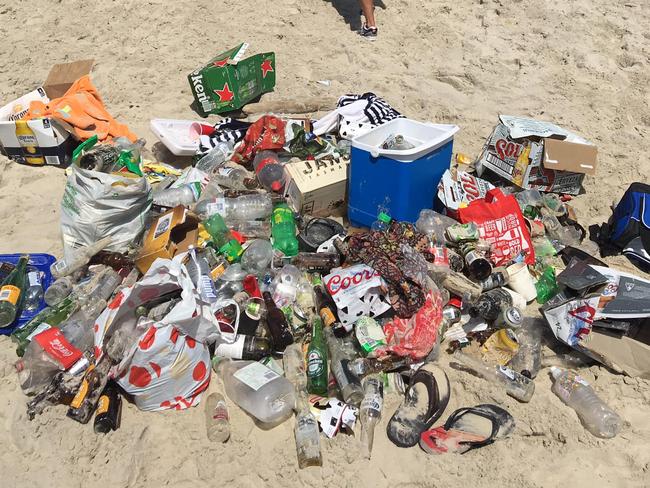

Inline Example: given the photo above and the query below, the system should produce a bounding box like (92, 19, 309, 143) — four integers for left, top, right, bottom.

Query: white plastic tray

(150, 118, 203, 156)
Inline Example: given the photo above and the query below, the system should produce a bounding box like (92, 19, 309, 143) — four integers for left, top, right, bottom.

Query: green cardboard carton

(188, 43, 276, 116)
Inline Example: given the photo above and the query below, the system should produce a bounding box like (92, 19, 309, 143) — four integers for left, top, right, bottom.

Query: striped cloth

(337, 92, 403, 126)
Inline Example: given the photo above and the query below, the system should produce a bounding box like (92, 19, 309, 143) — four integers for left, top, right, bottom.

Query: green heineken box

(188, 43, 276, 116)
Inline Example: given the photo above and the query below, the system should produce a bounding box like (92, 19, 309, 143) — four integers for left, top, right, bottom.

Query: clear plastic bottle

(209, 165, 255, 191)
(185, 249, 217, 303)
(230, 220, 272, 239)
(253, 150, 286, 192)
(195, 194, 273, 221)
(550, 367, 622, 438)
(44, 275, 75, 307)
(153, 184, 200, 208)
(195, 142, 233, 173)
(294, 395, 322, 468)
(371, 212, 392, 232)
(509, 321, 543, 379)
(50, 237, 112, 280)
(204, 392, 231, 442)
(453, 350, 535, 402)
(23, 267, 44, 312)
(359, 375, 383, 459)
(213, 358, 296, 424)
(241, 239, 274, 275)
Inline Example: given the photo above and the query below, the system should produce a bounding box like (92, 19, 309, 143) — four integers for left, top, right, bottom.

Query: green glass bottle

(204, 213, 243, 263)
(0, 255, 29, 328)
(306, 317, 328, 396)
(11, 295, 79, 356)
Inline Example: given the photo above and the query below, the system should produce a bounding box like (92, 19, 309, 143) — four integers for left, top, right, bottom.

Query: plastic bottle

(204, 392, 231, 442)
(371, 212, 392, 232)
(472, 288, 526, 322)
(51, 237, 112, 280)
(195, 193, 273, 221)
(153, 183, 201, 208)
(44, 276, 75, 307)
(271, 265, 302, 308)
(509, 321, 543, 379)
(23, 267, 44, 312)
(550, 367, 622, 438)
(291, 253, 341, 273)
(213, 358, 296, 424)
(241, 239, 274, 275)
(253, 150, 286, 192)
(209, 165, 256, 191)
(359, 375, 383, 459)
(230, 220, 272, 239)
(294, 394, 322, 468)
(195, 142, 232, 173)
(0, 255, 29, 327)
(204, 213, 244, 263)
(349, 356, 414, 378)
(271, 204, 299, 257)
(325, 327, 363, 405)
(185, 249, 217, 304)
(284, 343, 308, 392)
(453, 350, 535, 402)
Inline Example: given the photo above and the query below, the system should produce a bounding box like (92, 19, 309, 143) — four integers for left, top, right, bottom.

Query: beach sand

(1, 0, 649, 486)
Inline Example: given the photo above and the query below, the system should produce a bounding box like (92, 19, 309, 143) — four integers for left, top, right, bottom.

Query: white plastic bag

(60, 166, 152, 258)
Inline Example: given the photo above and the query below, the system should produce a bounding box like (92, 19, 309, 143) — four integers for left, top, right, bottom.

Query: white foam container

(150, 118, 202, 156)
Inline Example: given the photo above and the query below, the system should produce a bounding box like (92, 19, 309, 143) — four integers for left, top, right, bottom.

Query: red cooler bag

(458, 188, 535, 266)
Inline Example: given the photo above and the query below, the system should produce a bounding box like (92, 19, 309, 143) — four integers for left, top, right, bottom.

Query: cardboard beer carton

(0, 88, 73, 167)
(188, 43, 276, 116)
(476, 115, 598, 195)
(43, 59, 94, 99)
(284, 158, 348, 217)
(136, 206, 199, 274)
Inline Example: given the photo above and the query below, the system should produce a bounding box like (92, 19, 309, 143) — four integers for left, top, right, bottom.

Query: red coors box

(476, 115, 598, 195)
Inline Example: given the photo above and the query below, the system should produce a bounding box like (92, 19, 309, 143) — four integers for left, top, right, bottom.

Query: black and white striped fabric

(197, 118, 251, 157)
(337, 92, 403, 126)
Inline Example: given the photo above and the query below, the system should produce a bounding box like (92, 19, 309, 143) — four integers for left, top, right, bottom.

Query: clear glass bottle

(204, 392, 231, 442)
(359, 375, 383, 459)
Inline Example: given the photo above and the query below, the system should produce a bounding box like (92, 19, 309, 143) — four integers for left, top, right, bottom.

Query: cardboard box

(476, 115, 598, 195)
(136, 206, 199, 274)
(188, 43, 276, 116)
(0, 87, 49, 121)
(43, 59, 94, 99)
(284, 158, 348, 216)
(0, 117, 73, 167)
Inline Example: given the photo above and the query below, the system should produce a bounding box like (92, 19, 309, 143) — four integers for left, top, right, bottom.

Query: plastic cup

(506, 262, 537, 303)
(189, 122, 215, 141)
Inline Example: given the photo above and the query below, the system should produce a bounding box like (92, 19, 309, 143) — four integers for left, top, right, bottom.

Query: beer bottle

(262, 291, 294, 351)
(306, 317, 328, 396)
(313, 284, 338, 328)
(15, 120, 45, 165)
(93, 382, 122, 434)
(0, 255, 29, 328)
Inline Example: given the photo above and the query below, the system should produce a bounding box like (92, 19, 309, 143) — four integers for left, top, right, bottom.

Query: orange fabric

(24, 75, 137, 142)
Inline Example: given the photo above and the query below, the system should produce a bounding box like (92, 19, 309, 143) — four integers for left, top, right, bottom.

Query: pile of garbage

(1, 51, 649, 463)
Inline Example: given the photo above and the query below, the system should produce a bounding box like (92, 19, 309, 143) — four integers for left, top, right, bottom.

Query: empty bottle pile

(3, 79, 649, 465)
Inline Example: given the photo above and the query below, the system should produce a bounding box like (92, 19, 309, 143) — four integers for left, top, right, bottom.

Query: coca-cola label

(33, 327, 83, 370)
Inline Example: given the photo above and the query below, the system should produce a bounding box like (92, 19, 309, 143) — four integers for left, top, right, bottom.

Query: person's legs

(358, 0, 376, 27)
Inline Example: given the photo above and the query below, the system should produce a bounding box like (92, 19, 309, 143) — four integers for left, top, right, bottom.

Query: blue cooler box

(348, 119, 459, 228)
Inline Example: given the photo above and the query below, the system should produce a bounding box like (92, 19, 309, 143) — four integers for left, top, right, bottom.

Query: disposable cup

(506, 262, 537, 302)
(189, 122, 215, 140)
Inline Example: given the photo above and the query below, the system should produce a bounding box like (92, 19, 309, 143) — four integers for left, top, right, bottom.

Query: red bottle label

(33, 327, 83, 369)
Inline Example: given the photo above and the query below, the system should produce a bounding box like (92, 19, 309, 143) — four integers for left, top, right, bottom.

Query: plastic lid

(378, 212, 392, 224)
(447, 297, 462, 309)
(271, 181, 282, 192)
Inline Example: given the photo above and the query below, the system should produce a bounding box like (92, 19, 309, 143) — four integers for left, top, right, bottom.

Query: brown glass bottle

(262, 292, 294, 351)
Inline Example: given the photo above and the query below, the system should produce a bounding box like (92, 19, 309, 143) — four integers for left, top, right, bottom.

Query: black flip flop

(386, 363, 450, 448)
(419, 404, 515, 454)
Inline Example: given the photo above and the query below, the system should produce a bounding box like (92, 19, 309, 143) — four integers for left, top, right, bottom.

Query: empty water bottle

(204, 392, 231, 442)
(23, 267, 44, 312)
(550, 367, 622, 438)
(253, 150, 286, 192)
(153, 183, 200, 208)
(209, 165, 256, 191)
(195, 194, 273, 221)
(195, 142, 233, 172)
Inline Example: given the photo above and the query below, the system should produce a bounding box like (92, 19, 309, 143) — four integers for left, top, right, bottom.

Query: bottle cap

(271, 181, 282, 192)
(378, 212, 391, 224)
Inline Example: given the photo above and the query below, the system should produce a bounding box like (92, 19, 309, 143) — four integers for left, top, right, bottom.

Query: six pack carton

(476, 115, 598, 195)
(188, 43, 276, 116)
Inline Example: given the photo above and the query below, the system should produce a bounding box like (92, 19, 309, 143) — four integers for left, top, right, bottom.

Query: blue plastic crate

(0, 253, 56, 335)
(348, 119, 459, 228)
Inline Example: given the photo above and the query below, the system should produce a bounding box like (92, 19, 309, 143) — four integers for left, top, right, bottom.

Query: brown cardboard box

(136, 206, 199, 274)
(476, 115, 598, 195)
(284, 158, 348, 217)
(43, 59, 94, 99)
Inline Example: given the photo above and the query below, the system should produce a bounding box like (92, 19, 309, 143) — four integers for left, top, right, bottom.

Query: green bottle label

(307, 351, 324, 377)
(218, 239, 243, 263)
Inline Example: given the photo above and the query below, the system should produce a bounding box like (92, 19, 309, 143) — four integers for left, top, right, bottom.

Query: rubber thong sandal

(386, 363, 450, 448)
(419, 404, 515, 454)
